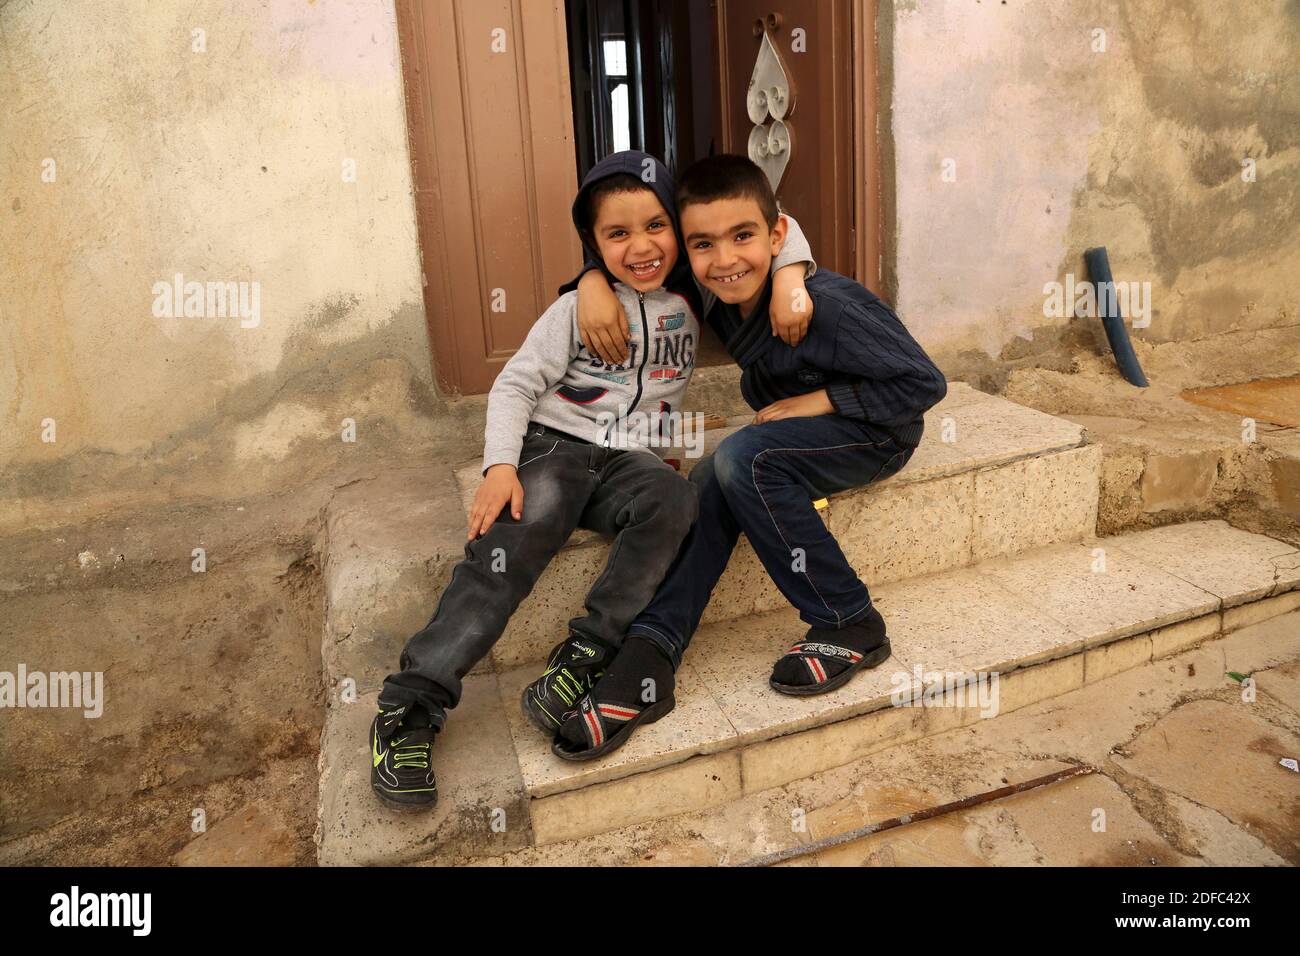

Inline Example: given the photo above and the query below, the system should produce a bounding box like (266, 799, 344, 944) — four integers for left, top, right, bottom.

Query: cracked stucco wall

(0, 0, 432, 529)
(888, 0, 1300, 369)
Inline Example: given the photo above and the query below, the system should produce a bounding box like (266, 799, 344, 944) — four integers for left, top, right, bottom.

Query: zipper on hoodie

(625, 290, 651, 420)
(599, 289, 652, 450)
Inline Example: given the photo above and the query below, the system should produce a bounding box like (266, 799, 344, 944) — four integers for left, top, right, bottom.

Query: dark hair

(577, 173, 658, 237)
(676, 154, 779, 229)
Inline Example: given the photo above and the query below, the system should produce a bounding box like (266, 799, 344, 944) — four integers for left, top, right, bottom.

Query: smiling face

(589, 188, 679, 293)
(680, 197, 787, 316)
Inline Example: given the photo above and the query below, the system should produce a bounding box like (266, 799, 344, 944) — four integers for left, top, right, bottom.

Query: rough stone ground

(0, 490, 331, 865)
(986, 324, 1300, 547)
(0, 755, 317, 867)
(429, 610, 1299, 867)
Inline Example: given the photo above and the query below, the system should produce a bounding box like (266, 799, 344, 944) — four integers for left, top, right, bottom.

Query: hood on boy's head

(570, 150, 688, 286)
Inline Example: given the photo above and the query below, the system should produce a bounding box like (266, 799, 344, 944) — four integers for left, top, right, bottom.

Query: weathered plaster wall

(888, 0, 1300, 370)
(1, 0, 437, 530)
(4, 0, 1298, 530)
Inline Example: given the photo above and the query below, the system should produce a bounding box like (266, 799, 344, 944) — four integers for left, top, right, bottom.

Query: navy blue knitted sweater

(711, 269, 947, 448)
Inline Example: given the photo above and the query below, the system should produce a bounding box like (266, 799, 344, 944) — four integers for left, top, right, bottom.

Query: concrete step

(451, 383, 1102, 669)
(420, 609, 1300, 868)
(314, 519, 1300, 864)
(317, 383, 1098, 698)
(318, 384, 1099, 698)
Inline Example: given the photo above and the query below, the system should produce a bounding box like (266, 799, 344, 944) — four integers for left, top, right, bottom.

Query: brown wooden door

(397, 0, 582, 395)
(399, 1, 881, 394)
(713, 1, 873, 285)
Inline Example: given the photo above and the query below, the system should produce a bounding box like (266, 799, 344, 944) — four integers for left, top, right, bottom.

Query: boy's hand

(468, 464, 524, 540)
(754, 389, 834, 424)
(576, 270, 629, 365)
(770, 262, 813, 347)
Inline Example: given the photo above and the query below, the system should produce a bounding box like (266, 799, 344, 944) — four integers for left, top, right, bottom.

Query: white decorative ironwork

(745, 30, 793, 192)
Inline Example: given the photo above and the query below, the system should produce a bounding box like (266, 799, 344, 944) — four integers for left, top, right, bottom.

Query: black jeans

(627, 414, 914, 669)
(381, 423, 698, 728)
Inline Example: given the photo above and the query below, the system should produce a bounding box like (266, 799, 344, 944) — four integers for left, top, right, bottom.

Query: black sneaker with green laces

(520, 634, 614, 734)
(370, 703, 437, 810)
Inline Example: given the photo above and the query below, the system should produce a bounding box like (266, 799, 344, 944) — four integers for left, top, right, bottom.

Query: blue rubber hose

(1084, 246, 1148, 387)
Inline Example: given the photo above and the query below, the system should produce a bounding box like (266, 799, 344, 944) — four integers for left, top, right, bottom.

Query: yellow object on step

(813, 498, 828, 511)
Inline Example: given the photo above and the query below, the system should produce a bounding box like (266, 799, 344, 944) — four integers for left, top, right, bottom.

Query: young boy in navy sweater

(553, 154, 948, 760)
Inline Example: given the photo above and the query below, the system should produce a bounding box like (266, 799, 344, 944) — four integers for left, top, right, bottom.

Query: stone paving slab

(529, 751, 743, 847)
(499, 661, 739, 799)
(876, 565, 1091, 673)
(685, 610, 920, 746)
(976, 538, 1221, 647)
(1254, 659, 1300, 717)
(1109, 699, 1300, 864)
(915, 386, 1087, 478)
(971, 444, 1102, 560)
(998, 773, 1197, 866)
(1106, 519, 1300, 608)
(316, 678, 528, 867)
(322, 466, 470, 693)
(833, 471, 978, 585)
(801, 772, 1195, 867)
(802, 781, 1009, 866)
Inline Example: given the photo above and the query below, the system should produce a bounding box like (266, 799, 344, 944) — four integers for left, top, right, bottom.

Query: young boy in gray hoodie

(369, 151, 813, 808)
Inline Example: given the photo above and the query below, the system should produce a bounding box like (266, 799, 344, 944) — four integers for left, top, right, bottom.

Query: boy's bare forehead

(592, 188, 670, 227)
(681, 197, 767, 238)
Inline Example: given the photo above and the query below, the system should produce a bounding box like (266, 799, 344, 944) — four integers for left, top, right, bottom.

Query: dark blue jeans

(627, 414, 914, 669)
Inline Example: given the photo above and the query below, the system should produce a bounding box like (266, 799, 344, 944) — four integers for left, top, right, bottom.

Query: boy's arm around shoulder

(773, 212, 816, 277)
(823, 294, 948, 425)
(769, 213, 816, 346)
(482, 295, 582, 474)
